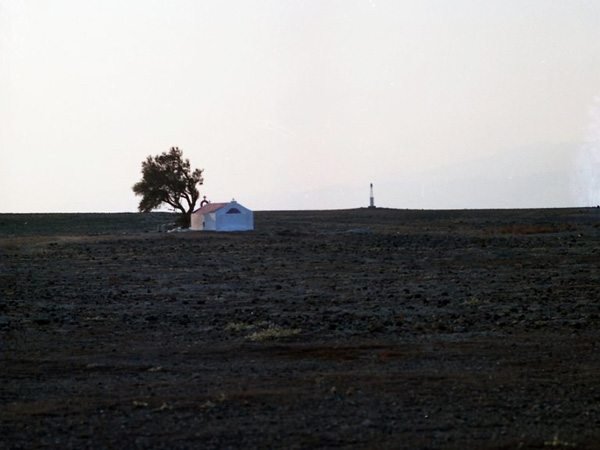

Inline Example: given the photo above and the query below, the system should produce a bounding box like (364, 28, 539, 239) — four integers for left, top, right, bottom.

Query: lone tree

(133, 147, 204, 228)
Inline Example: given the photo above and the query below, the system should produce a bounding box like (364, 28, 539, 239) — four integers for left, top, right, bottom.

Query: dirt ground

(2, 208, 600, 449)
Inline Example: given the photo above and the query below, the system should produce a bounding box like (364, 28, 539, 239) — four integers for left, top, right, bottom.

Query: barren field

(2, 208, 600, 449)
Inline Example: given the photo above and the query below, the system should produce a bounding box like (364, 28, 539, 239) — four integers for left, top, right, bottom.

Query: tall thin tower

(369, 183, 376, 209)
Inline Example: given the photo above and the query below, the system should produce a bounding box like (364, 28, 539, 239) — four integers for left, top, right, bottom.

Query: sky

(1, 0, 600, 212)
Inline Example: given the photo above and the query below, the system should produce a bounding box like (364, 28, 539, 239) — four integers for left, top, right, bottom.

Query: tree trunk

(177, 211, 192, 228)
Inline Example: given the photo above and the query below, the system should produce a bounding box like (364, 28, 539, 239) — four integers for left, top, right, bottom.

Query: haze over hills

(4, 2, 599, 214)
(248, 142, 587, 211)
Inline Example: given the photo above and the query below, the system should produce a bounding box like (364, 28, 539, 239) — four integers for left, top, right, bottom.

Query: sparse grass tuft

(247, 325, 301, 342)
(544, 435, 576, 447)
(225, 322, 256, 332)
(464, 296, 482, 306)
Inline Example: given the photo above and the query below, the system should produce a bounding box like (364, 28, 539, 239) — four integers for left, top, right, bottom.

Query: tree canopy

(133, 147, 204, 227)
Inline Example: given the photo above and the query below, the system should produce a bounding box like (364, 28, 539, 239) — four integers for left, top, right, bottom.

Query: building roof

(193, 202, 229, 214)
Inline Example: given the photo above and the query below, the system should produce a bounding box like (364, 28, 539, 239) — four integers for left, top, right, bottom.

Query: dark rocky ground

(2, 208, 600, 449)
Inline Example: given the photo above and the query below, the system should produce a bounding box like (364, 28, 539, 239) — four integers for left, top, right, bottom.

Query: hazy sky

(2, 0, 600, 212)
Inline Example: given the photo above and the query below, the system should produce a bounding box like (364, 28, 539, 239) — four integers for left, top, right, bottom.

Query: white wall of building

(190, 201, 253, 232)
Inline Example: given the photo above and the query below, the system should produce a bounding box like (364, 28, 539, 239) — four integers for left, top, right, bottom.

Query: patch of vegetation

(463, 296, 482, 306)
(544, 435, 576, 447)
(498, 224, 574, 235)
(225, 322, 257, 332)
(247, 325, 301, 342)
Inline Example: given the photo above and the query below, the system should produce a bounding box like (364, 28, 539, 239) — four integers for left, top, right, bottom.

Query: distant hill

(249, 142, 590, 210)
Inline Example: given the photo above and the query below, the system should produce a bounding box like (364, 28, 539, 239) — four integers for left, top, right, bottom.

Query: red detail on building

(193, 203, 228, 214)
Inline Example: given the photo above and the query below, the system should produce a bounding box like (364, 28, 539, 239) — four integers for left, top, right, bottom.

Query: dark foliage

(133, 147, 203, 227)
